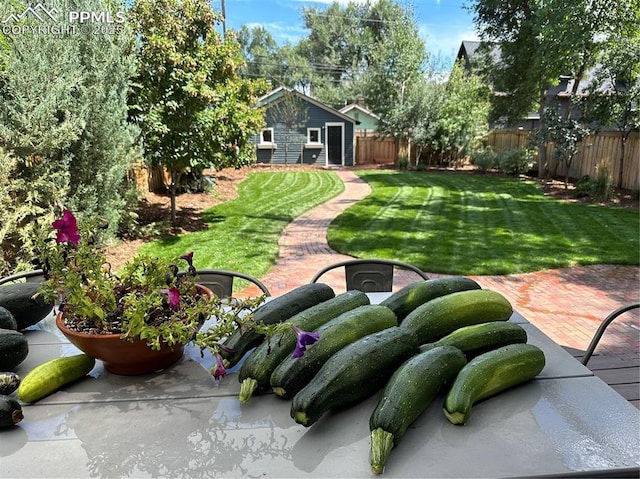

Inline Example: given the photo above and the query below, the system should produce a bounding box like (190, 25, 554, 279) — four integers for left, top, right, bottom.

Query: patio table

(1, 294, 639, 478)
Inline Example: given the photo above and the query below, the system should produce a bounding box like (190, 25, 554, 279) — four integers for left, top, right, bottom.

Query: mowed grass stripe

(327, 171, 639, 275)
(139, 171, 344, 276)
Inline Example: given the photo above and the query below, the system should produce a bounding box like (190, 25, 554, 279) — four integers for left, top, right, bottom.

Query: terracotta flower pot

(55, 284, 214, 376)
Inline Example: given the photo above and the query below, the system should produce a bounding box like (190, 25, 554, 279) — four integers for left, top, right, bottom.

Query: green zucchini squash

(0, 329, 29, 371)
(271, 304, 398, 399)
(237, 290, 370, 403)
(401, 289, 513, 344)
(369, 345, 467, 474)
(0, 282, 53, 330)
(290, 327, 418, 427)
(0, 306, 18, 330)
(0, 372, 21, 396)
(0, 395, 23, 427)
(220, 283, 335, 368)
(380, 276, 481, 322)
(443, 343, 546, 425)
(419, 321, 527, 359)
(18, 354, 95, 403)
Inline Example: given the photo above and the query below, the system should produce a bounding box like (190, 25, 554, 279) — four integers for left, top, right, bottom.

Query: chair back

(582, 303, 640, 365)
(311, 259, 428, 293)
(0, 269, 46, 286)
(191, 269, 270, 298)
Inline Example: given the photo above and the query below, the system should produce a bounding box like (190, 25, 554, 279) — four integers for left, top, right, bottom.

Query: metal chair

(310, 258, 429, 293)
(0, 269, 46, 286)
(190, 269, 270, 298)
(582, 303, 640, 365)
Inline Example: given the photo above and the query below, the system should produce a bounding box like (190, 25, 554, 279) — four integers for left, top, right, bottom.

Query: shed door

(326, 124, 343, 166)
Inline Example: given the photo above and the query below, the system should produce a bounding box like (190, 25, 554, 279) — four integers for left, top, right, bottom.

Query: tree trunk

(618, 131, 627, 188)
(169, 169, 182, 225)
(537, 91, 548, 178)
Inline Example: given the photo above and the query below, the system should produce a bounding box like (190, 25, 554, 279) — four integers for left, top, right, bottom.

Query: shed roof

(258, 86, 356, 124)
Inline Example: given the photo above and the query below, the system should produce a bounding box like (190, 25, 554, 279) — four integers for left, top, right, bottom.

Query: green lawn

(327, 171, 639, 275)
(138, 171, 343, 278)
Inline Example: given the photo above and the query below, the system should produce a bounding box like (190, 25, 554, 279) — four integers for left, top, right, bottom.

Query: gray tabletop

(2, 297, 639, 478)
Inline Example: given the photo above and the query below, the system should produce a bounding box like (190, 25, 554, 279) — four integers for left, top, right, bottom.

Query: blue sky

(212, 0, 479, 68)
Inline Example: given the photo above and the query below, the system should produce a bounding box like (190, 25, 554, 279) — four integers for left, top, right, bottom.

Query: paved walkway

(247, 170, 640, 361)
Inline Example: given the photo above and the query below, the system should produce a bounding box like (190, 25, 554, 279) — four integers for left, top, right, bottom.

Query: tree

(0, 0, 139, 274)
(581, 36, 640, 187)
(470, 0, 636, 177)
(540, 108, 591, 189)
(433, 60, 491, 166)
(297, 0, 427, 117)
(129, 0, 267, 223)
(364, 1, 427, 136)
(237, 26, 313, 92)
(268, 90, 308, 164)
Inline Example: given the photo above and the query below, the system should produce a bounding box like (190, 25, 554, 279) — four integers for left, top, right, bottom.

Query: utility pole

(221, 0, 226, 35)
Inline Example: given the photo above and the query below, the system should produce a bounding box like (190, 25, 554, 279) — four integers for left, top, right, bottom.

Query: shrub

(574, 175, 593, 198)
(397, 154, 410, 171)
(470, 146, 497, 173)
(592, 160, 613, 201)
(497, 147, 535, 175)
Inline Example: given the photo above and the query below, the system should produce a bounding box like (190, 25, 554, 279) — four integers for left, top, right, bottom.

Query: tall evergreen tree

(0, 0, 139, 274)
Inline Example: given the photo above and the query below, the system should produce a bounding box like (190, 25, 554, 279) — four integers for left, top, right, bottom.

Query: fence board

(487, 130, 639, 190)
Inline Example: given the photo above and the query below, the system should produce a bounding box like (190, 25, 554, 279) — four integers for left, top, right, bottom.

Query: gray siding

(253, 101, 354, 166)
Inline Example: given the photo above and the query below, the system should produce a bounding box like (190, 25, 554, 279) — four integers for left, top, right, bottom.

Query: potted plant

(35, 209, 285, 377)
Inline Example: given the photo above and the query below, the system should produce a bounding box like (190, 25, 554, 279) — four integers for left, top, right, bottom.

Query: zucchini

(380, 276, 481, 322)
(0, 306, 18, 330)
(419, 321, 527, 359)
(271, 304, 398, 399)
(443, 343, 546, 425)
(0, 372, 21, 396)
(0, 329, 29, 371)
(0, 282, 53, 330)
(237, 290, 370, 403)
(220, 283, 335, 368)
(290, 327, 418, 427)
(17, 354, 95, 403)
(369, 345, 467, 474)
(401, 289, 513, 344)
(0, 395, 23, 427)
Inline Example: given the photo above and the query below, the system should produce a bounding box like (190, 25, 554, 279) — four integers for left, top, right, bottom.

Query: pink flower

(160, 287, 180, 310)
(212, 353, 226, 380)
(52, 210, 80, 246)
(292, 326, 320, 358)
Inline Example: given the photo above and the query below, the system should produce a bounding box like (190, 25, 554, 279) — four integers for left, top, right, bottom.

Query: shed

(253, 87, 356, 166)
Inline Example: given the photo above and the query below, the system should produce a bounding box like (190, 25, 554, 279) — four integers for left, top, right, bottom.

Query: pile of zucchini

(0, 281, 55, 428)
(0, 280, 96, 428)
(233, 277, 546, 475)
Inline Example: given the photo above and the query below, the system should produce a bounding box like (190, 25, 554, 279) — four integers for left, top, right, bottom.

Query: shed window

(307, 128, 321, 144)
(260, 128, 274, 144)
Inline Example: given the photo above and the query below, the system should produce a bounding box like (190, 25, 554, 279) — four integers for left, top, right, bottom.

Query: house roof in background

(456, 40, 598, 96)
(258, 86, 356, 124)
(339, 103, 380, 120)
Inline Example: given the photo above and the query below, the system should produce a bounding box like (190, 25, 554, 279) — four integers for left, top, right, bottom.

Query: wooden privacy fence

(488, 130, 640, 190)
(129, 162, 170, 192)
(355, 133, 398, 165)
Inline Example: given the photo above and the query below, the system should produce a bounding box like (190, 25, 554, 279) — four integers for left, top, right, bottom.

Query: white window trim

(258, 127, 276, 149)
(306, 127, 322, 147)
